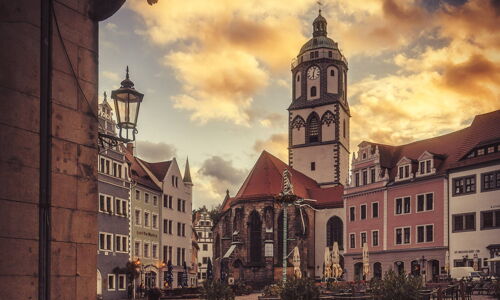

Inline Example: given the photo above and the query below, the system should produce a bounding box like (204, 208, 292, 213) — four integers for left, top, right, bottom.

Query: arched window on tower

(330, 69, 335, 76)
(326, 216, 343, 250)
(310, 86, 317, 97)
(307, 114, 320, 143)
(248, 210, 262, 263)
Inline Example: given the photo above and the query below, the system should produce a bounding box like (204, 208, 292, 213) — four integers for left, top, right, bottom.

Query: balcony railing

(291, 49, 348, 69)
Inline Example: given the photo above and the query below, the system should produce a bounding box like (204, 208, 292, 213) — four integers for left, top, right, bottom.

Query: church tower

(288, 10, 350, 187)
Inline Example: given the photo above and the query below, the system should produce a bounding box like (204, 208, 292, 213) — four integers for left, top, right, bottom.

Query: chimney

(126, 142, 134, 154)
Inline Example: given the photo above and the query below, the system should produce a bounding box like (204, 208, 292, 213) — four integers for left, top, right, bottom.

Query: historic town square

(1, 0, 500, 299)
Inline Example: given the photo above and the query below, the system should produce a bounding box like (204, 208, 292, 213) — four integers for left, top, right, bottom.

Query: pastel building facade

(127, 150, 163, 288)
(97, 99, 131, 299)
(344, 110, 500, 281)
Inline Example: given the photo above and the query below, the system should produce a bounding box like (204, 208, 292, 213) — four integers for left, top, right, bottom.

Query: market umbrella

(206, 258, 213, 281)
(292, 246, 302, 279)
(324, 247, 332, 280)
(182, 261, 189, 287)
(362, 243, 370, 279)
(332, 242, 343, 279)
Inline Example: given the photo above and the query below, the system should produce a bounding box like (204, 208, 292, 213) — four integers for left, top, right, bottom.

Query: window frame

(452, 213, 476, 232)
(372, 230, 379, 247)
(152, 213, 159, 230)
(99, 232, 114, 251)
(360, 204, 367, 220)
(107, 274, 116, 291)
(416, 192, 434, 213)
(481, 171, 500, 192)
(115, 198, 127, 217)
(117, 274, 126, 291)
(134, 209, 142, 226)
(480, 209, 500, 230)
(416, 224, 434, 243)
(99, 193, 114, 214)
(395, 196, 411, 215)
(360, 231, 367, 247)
(115, 234, 128, 253)
(395, 226, 411, 245)
(452, 175, 476, 196)
(134, 240, 141, 257)
(372, 202, 379, 218)
(349, 233, 356, 249)
(349, 206, 356, 222)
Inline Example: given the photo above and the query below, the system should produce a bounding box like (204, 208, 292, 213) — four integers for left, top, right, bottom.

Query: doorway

(145, 271, 157, 288)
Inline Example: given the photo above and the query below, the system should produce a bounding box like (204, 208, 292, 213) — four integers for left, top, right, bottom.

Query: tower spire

(312, 3, 327, 37)
(183, 157, 192, 184)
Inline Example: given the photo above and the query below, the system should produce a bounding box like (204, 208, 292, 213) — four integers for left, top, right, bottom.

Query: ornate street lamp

(99, 66, 144, 149)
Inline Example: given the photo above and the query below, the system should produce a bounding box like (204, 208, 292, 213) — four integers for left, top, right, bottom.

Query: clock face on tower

(307, 66, 320, 80)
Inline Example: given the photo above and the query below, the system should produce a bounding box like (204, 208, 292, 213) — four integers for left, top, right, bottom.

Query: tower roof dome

(298, 10, 338, 55)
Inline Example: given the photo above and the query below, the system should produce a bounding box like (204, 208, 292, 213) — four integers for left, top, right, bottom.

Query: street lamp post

(420, 256, 427, 286)
(99, 66, 144, 149)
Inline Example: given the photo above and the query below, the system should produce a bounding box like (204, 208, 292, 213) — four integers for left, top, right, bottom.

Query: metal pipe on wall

(39, 0, 53, 299)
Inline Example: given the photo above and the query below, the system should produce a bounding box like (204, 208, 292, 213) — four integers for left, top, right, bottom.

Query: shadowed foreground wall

(0, 0, 103, 298)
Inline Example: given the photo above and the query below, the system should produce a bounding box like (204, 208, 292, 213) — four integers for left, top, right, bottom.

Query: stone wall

(0, 0, 101, 299)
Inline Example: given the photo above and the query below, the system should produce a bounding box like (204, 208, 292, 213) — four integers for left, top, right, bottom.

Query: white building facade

(448, 144, 500, 276)
(194, 210, 214, 283)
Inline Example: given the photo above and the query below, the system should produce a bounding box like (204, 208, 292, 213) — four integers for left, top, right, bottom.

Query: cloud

(253, 133, 288, 161)
(135, 140, 177, 162)
(192, 156, 248, 208)
(259, 113, 287, 128)
(101, 70, 120, 82)
(198, 156, 247, 186)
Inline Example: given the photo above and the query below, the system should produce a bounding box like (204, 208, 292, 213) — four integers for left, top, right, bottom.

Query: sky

(99, 0, 500, 209)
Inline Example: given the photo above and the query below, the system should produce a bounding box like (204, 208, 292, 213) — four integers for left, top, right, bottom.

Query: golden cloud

(253, 133, 288, 162)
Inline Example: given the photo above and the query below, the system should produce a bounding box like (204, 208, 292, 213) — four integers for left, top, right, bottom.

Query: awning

(488, 257, 500, 262)
(223, 244, 237, 259)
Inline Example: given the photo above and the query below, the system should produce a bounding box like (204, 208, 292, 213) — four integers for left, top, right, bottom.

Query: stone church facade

(212, 11, 348, 287)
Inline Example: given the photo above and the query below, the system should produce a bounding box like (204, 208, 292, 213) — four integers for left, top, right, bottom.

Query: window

(168, 220, 173, 234)
(135, 209, 141, 225)
(99, 194, 113, 214)
(177, 222, 181, 236)
(372, 202, 379, 218)
(115, 198, 127, 216)
(404, 227, 411, 244)
(249, 211, 262, 263)
(311, 162, 316, 171)
(330, 69, 335, 76)
(328, 50, 332, 58)
(143, 242, 150, 258)
(362, 169, 367, 185)
(153, 196, 158, 206)
(453, 175, 476, 195)
(163, 219, 168, 234)
(417, 193, 433, 212)
(169, 196, 173, 208)
(178, 198, 182, 211)
(349, 233, 356, 249)
(307, 115, 320, 143)
(481, 210, 500, 229)
(395, 227, 411, 245)
(182, 223, 186, 237)
(360, 232, 367, 246)
(118, 274, 126, 291)
(135, 190, 140, 200)
(372, 230, 379, 247)
(105, 160, 110, 175)
(398, 165, 410, 179)
(176, 247, 181, 266)
(482, 171, 500, 191)
(203, 244, 208, 251)
(296, 74, 300, 82)
(419, 160, 432, 174)
(326, 216, 343, 249)
(349, 207, 355, 221)
(100, 157, 105, 173)
(453, 213, 476, 232)
(152, 244, 158, 258)
(108, 274, 115, 291)
(115, 235, 128, 252)
(163, 195, 169, 208)
(134, 241, 141, 256)
(355, 173, 360, 187)
(417, 225, 433, 243)
(395, 197, 411, 214)
(182, 248, 185, 264)
(202, 257, 208, 264)
(112, 162, 117, 177)
(144, 212, 150, 227)
(117, 165, 122, 178)
(144, 193, 149, 204)
(152, 214, 158, 229)
(99, 232, 113, 251)
(360, 204, 367, 220)
(370, 168, 376, 183)
(182, 200, 186, 212)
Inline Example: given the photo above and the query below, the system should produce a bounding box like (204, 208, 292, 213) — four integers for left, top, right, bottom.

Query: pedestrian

(127, 282, 133, 299)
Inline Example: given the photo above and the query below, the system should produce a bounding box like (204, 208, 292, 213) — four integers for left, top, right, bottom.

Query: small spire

(120, 66, 134, 88)
(126, 65, 130, 79)
(183, 157, 192, 184)
(103, 91, 108, 102)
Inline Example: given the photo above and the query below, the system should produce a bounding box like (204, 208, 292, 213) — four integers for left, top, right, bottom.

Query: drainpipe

(39, 0, 53, 299)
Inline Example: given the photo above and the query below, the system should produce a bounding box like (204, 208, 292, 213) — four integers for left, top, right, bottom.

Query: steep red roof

(138, 158, 172, 182)
(125, 151, 161, 191)
(224, 151, 343, 210)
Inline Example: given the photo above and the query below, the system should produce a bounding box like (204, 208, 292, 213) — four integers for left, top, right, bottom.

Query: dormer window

(419, 160, 432, 175)
(398, 165, 410, 179)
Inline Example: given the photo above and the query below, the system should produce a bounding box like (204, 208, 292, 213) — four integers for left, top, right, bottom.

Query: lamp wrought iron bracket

(98, 132, 131, 151)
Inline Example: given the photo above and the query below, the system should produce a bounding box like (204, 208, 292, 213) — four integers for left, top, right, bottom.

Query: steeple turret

(183, 157, 193, 184)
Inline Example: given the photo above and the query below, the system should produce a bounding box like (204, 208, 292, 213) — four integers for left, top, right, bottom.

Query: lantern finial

(120, 66, 134, 88)
(126, 65, 130, 79)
